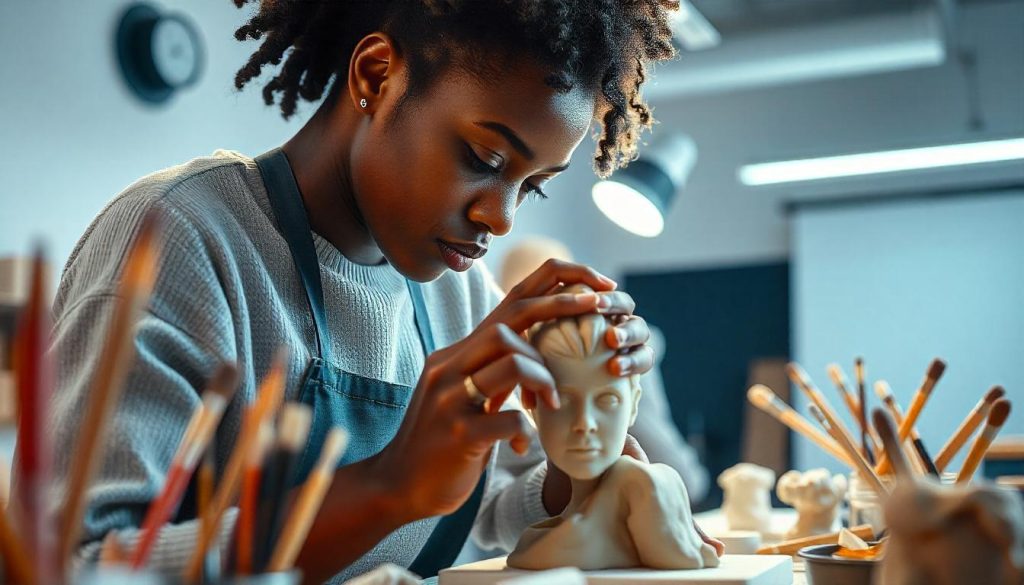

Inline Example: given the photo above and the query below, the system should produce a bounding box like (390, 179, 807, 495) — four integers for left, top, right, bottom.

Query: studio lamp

(591, 133, 697, 237)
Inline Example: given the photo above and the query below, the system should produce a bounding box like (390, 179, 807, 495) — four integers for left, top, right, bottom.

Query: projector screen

(791, 191, 1024, 472)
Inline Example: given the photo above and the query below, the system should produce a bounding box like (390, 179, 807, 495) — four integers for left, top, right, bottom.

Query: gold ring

(464, 375, 487, 408)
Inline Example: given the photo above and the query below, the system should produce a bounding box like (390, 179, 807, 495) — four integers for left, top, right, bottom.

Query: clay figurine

(718, 463, 776, 534)
(878, 480, 1024, 585)
(507, 285, 720, 571)
(776, 468, 847, 539)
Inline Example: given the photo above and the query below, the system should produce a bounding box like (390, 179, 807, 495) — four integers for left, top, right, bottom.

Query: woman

(30, 1, 708, 583)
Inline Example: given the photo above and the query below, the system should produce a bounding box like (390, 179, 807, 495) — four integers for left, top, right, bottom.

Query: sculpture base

(439, 554, 792, 585)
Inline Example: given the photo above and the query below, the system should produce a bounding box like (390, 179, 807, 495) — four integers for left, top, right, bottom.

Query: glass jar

(846, 472, 889, 535)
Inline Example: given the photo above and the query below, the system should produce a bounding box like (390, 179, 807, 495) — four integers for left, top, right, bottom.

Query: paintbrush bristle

(988, 399, 1011, 427)
(927, 358, 947, 382)
(985, 386, 1006, 404)
(208, 363, 241, 403)
(748, 385, 780, 410)
(827, 364, 846, 389)
(278, 404, 313, 452)
(318, 428, 349, 469)
(874, 381, 893, 401)
(786, 363, 811, 387)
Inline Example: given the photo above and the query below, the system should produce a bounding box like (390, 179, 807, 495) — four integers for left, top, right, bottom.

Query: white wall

(490, 0, 1024, 281)
(791, 192, 1024, 472)
(0, 1, 309, 264)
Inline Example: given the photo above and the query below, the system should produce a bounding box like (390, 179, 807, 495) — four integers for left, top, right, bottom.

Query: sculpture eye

(597, 393, 621, 409)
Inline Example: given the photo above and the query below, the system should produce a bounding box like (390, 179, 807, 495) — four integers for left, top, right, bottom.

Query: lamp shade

(592, 133, 697, 237)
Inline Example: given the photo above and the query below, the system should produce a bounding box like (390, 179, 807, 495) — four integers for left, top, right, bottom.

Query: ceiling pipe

(647, 4, 947, 99)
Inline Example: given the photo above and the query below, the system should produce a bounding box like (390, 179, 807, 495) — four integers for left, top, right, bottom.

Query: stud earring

(359, 98, 368, 108)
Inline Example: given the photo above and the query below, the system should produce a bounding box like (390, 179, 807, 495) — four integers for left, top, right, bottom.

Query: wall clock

(116, 3, 203, 104)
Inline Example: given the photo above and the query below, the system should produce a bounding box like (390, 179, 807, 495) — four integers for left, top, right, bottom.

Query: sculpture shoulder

(606, 457, 683, 489)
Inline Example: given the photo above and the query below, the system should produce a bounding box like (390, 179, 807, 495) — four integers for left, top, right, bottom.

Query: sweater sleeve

(467, 263, 552, 552)
(31, 195, 244, 575)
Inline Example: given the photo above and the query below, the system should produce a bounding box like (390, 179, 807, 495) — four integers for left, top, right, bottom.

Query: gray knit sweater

(24, 150, 549, 582)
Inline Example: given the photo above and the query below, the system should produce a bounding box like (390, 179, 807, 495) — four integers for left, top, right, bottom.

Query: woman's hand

(373, 260, 640, 523)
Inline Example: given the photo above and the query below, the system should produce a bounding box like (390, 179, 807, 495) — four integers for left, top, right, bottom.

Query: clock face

(151, 16, 200, 88)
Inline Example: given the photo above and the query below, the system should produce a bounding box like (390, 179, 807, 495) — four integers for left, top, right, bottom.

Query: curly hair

(231, 0, 678, 178)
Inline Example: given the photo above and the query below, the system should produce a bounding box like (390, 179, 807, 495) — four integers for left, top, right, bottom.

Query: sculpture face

(534, 354, 637, 480)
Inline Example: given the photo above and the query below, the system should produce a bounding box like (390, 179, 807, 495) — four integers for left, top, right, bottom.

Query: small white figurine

(878, 480, 1024, 585)
(718, 463, 776, 534)
(507, 286, 720, 571)
(775, 468, 847, 539)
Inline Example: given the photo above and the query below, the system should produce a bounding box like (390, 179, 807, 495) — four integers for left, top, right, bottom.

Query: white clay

(507, 286, 720, 571)
(878, 480, 1024, 585)
(718, 463, 776, 533)
(775, 468, 847, 539)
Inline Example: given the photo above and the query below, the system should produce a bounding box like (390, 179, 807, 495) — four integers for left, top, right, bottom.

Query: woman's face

(533, 355, 637, 480)
(350, 58, 596, 282)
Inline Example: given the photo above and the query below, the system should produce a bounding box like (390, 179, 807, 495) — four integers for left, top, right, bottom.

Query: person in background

(498, 236, 710, 503)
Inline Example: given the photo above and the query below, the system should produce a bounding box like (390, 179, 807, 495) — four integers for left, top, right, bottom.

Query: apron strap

(255, 147, 486, 577)
(255, 148, 333, 362)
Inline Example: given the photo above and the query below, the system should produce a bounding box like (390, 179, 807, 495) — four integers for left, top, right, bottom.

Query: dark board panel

(625, 261, 790, 509)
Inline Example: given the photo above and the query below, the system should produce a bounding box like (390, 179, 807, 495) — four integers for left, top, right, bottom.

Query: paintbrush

(935, 386, 1005, 472)
(827, 363, 861, 427)
(13, 246, 54, 582)
(236, 421, 273, 576)
(60, 211, 164, 566)
(197, 437, 219, 583)
(183, 348, 288, 583)
(787, 363, 863, 460)
(131, 364, 239, 569)
(809, 405, 888, 498)
(873, 381, 926, 475)
(884, 359, 945, 468)
(872, 408, 914, 483)
(747, 385, 854, 467)
(853, 357, 876, 464)
(254, 403, 312, 573)
(268, 427, 349, 572)
(756, 524, 874, 555)
(0, 504, 37, 584)
(956, 398, 1011, 484)
(873, 381, 938, 476)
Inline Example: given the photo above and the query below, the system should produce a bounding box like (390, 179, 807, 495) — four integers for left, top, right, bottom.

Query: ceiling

(686, 0, 989, 36)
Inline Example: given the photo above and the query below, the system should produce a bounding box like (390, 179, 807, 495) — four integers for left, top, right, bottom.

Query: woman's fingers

(506, 259, 616, 299)
(608, 343, 655, 377)
(460, 352, 559, 412)
(594, 290, 635, 316)
(605, 315, 649, 350)
(467, 409, 534, 455)
(495, 292, 603, 333)
(694, 521, 726, 557)
(456, 323, 544, 376)
(622, 434, 650, 463)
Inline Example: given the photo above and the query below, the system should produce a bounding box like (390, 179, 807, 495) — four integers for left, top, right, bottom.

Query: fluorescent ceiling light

(739, 138, 1024, 186)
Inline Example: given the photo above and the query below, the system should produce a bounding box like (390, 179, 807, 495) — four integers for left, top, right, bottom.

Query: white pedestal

(439, 554, 793, 585)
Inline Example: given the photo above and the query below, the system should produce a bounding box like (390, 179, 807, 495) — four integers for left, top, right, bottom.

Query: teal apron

(255, 148, 486, 578)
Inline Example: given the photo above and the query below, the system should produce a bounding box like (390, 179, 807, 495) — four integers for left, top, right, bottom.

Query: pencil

(809, 405, 888, 498)
(787, 363, 863, 463)
(747, 385, 855, 467)
(956, 399, 1011, 485)
(934, 386, 1005, 472)
(131, 364, 239, 569)
(268, 427, 349, 572)
(872, 408, 914, 483)
(254, 403, 312, 572)
(13, 247, 53, 582)
(756, 524, 874, 555)
(60, 211, 164, 566)
(236, 420, 273, 576)
(183, 348, 288, 583)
